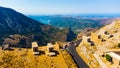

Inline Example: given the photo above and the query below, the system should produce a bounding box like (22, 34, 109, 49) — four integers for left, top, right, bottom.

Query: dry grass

(76, 47, 100, 68)
(0, 43, 77, 68)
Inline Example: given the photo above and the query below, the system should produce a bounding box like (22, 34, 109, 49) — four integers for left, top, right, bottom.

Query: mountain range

(0, 6, 76, 47)
(28, 15, 113, 33)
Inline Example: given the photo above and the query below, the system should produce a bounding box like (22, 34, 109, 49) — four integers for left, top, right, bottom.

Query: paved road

(66, 41, 89, 68)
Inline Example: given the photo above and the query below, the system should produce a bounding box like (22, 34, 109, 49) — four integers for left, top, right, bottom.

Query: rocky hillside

(77, 19, 120, 68)
(0, 6, 76, 47)
(79, 19, 120, 52)
(96, 19, 120, 49)
(77, 27, 98, 39)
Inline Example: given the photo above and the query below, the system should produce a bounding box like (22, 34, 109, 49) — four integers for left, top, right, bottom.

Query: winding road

(66, 40, 89, 68)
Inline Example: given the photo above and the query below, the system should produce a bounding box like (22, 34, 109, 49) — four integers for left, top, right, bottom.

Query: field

(0, 43, 77, 68)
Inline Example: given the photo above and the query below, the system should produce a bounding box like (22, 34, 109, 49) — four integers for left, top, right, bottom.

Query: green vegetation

(2, 27, 76, 48)
(29, 16, 103, 31)
(50, 17, 103, 31)
(0, 7, 77, 47)
(105, 54, 112, 62)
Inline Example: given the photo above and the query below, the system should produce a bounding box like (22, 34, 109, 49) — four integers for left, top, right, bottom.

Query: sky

(0, 0, 120, 15)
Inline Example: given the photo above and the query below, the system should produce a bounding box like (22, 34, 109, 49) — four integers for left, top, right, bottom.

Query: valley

(28, 15, 112, 33)
(0, 4, 120, 68)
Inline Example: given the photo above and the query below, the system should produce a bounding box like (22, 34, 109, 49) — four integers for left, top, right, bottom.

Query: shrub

(118, 43, 120, 48)
(102, 54, 105, 57)
(105, 54, 112, 62)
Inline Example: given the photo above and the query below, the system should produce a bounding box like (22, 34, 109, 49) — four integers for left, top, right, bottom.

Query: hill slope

(0, 6, 76, 47)
(77, 19, 120, 68)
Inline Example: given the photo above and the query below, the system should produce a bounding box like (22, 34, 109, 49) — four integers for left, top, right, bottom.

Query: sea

(27, 14, 120, 24)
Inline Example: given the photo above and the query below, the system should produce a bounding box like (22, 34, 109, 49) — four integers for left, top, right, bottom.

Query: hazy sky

(0, 0, 120, 15)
